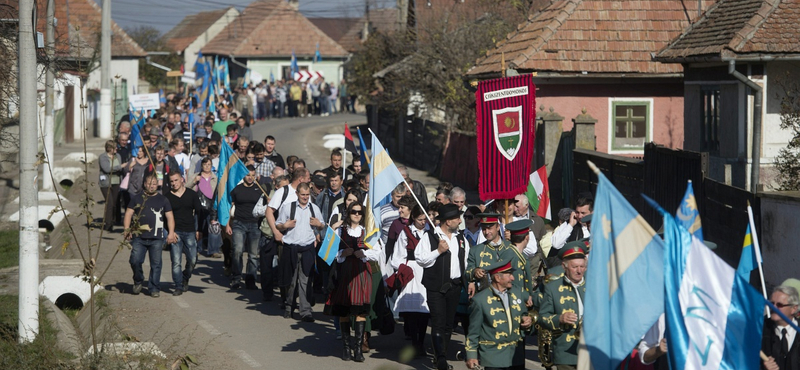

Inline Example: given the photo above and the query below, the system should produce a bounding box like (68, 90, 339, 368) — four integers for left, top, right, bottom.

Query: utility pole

(18, 0, 41, 343)
(43, 0, 55, 191)
(99, 0, 112, 138)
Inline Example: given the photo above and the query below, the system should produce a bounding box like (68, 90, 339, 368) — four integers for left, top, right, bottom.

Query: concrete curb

(42, 299, 83, 359)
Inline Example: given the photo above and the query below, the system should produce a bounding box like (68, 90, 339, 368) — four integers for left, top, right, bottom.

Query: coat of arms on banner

(492, 106, 523, 161)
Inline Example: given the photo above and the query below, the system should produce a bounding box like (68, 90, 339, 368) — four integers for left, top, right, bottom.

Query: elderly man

(537, 243, 587, 370)
(512, 193, 547, 243)
(379, 184, 407, 244)
(762, 285, 800, 370)
(465, 259, 533, 370)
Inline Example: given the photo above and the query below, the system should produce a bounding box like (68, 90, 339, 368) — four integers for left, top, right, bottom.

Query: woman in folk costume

(390, 205, 431, 358)
(329, 202, 381, 362)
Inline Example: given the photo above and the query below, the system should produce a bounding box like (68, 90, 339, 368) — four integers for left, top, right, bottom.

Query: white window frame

(607, 97, 654, 154)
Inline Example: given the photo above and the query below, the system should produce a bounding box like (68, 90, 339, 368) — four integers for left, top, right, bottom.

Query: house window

(610, 100, 651, 152)
(701, 86, 720, 153)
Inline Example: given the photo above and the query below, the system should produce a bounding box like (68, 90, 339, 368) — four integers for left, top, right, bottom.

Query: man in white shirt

(416, 203, 469, 370)
(274, 183, 324, 322)
(762, 285, 800, 370)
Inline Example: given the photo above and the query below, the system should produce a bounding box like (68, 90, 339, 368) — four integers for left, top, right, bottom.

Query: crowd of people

(97, 89, 799, 370)
(225, 76, 355, 120)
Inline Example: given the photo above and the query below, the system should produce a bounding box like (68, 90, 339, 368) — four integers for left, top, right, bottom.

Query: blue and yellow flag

(736, 224, 756, 281)
(213, 141, 248, 226)
(318, 226, 341, 266)
(580, 168, 665, 370)
(129, 109, 146, 157)
(675, 180, 702, 240)
(368, 133, 405, 245)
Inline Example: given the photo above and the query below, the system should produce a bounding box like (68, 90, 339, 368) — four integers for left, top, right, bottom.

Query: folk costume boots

(341, 321, 352, 361)
(353, 321, 367, 362)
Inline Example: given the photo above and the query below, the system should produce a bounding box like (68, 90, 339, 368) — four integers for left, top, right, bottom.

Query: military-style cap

(581, 214, 593, 223)
(559, 241, 587, 260)
(476, 212, 502, 225)
(506, 219, 532, 235)
(486, 259, 514, 275)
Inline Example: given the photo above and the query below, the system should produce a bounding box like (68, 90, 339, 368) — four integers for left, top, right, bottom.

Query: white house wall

(85, 59, 140, 98)
(247, 59, 344, 85)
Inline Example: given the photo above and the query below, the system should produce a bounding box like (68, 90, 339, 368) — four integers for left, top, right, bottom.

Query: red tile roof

(467, 0, 713, 77)
(308, 17, 361, 43)
(657, 0, 800, 60)
(0, 0, 145, 59)
(202, 0, 349, 58)
(164, 8, 236, 53)
(335, 8, 400, 52)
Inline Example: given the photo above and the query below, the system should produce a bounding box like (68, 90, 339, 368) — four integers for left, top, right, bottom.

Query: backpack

(288, 201, 316, 220)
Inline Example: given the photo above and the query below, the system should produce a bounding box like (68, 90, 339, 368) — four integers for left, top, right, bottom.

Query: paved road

(31, 113, 545, 369)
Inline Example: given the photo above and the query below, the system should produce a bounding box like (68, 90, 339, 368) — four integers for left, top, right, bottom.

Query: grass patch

(0, 230, 19, 269)
(0, 294, 76, 369)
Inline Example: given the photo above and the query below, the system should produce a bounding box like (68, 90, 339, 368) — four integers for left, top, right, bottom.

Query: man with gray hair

(512, 193, 547, 243)
(397, 165, 428, 208)
(450, 187, 466, 230)
(762, 285, 800, 370)
(379, 183, 408, 244)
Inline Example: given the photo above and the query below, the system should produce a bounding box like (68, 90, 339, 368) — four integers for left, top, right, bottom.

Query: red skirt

(329, 254, 372, 316)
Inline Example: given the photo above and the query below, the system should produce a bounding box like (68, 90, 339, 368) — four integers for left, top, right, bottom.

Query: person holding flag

(416, 203, 469, 370)
(328, 201, 380, 362)
(224, 165, 264, 290)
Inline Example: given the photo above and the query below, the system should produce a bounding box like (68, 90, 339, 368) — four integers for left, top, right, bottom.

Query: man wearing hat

(465, 259, 533, 370)
(466, 213, 517, 295)
(506, 219, 539, 306)
(537, 244, 587, 370)
(416, 203, 469, 370)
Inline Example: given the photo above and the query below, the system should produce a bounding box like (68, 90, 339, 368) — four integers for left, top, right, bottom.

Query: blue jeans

(170, 231, 198, 290)
(231, 220, 260, 283)
(130, 238, 164, 293)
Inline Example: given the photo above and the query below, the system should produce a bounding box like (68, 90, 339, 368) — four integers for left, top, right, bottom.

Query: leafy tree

(774, 70, 800, 190)
(348, 0, 538, 132)
(125, 25, 182, 91)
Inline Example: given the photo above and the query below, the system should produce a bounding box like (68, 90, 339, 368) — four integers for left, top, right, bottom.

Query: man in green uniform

(537, 244, 587, 370)
(466, 213, 516, 296)
(506, 219, 539, 307)
(465, 259, 533, 370)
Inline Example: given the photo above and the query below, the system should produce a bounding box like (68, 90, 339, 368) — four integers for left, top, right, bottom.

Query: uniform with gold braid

(465, 213, 518, 293)
(465, 259, 531, 369)
(536, 244, 587, 368)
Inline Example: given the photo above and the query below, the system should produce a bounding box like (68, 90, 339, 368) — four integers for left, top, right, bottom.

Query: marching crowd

(97, 90, 800, 370)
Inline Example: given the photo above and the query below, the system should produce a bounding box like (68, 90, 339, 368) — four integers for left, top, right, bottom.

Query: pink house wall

(533, 82, 685, 155)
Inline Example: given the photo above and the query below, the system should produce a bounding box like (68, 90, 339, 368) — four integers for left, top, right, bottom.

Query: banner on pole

(476, 75, 536, 200)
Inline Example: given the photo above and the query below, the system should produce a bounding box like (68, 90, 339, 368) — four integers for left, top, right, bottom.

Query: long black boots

(353, 321, 366, 362)
(341, 321, 352, 361)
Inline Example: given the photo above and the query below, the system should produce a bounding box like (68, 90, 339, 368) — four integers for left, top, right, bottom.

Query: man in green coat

(537, 244, 587, 370)
(466, 213, 517, 295)
(465, 259, 533, 370)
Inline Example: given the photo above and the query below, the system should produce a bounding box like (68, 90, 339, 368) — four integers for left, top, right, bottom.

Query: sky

(107, 0, 396, 35)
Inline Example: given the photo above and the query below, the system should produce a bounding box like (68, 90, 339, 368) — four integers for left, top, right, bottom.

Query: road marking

(197, 320, 221, 336)
(172, 296, 189, 308)
(236, 349, 262, 368)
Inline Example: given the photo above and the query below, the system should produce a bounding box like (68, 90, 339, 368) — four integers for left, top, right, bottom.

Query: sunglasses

(770, 301, 793, 308)
(350, 210, 364, 215)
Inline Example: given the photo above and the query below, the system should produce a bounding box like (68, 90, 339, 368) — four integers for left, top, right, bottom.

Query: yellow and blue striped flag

(736, 224, 756, 281)
(318, 226, 340, 266)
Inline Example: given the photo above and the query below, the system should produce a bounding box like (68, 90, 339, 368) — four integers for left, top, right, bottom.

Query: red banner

(475, 75, 536, 200)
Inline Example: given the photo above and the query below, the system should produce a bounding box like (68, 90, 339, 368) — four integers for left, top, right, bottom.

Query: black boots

(353, 321, 366, 362)
(432, 332, 453, 370)
(341, 321, 352, 361)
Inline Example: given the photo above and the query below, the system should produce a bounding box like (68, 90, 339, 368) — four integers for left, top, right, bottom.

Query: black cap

(436, 203, 463, 221)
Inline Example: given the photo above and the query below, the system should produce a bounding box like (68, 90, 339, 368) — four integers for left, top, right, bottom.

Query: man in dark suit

(763, 285, 800, 370)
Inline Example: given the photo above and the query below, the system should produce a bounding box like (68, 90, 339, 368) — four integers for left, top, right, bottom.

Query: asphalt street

(27, 112, 545, 369)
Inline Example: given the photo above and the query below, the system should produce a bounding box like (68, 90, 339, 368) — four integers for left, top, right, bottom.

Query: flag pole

(747, 200, 769, 314)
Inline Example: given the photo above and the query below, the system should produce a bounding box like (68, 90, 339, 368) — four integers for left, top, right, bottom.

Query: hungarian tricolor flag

(526, 165, 551, 221)
(344, 124, 359, 155)
(476, 75, 536, 199)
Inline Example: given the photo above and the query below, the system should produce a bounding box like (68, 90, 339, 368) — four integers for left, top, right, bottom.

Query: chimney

(287, 0, 299, 11)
